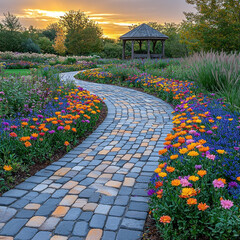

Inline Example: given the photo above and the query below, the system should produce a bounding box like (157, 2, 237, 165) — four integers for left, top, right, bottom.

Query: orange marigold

(155, 181, 163, 188)
(64, 141, 70, 146)
(187, 198, 197, 205)
(166, 166, 175, 173)
(3, 165, 12, 171)
(158, 172, 167, 178)
(237, 177, 240, 181)
(160, 215, 171, 224)
(158, 163, 167, 168)
(197, 170, 207, 177)
(171, 179, 181, 186)
(179, 148, 188, 154)
(24, 141, 32, 147)
(198, 203, 209, 211)
(158, 149, 167, 155)
(170, 155, 178, 160)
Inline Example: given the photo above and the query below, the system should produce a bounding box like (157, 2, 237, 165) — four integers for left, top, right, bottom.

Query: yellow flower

(216, 116, 222, 120)
(154, 168, 162, 173)
(180, 188, 197, 198)
(228, 118, 233, 121)
(158, 172, 167, 178)
(188, 151, 199, 157)
(188, 176, 199, 182)
(179, 148, 188, 154)
(3, 165, 12, 171)
(216, 149, 226, 154)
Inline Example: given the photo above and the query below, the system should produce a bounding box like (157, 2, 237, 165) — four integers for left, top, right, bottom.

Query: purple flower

(195, 165, 202, 170)
(2, 122, 9, 126)
(147, 189, 155, 196)
(38, 115, 44, 119)
(206, 130, 213, 134)
(234, 147, 239, 151)
(49, 130, 55, 134)
(57, 126, 64, 130)
(229, 182, 238, 188)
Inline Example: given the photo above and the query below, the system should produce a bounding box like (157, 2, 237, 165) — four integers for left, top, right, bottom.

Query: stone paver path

(0, 71, 173, 240)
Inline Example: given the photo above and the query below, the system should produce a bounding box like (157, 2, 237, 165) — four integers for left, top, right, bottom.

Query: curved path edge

(0, 71, 173, 240)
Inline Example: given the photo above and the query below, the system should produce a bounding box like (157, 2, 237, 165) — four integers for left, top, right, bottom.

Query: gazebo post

(162, 40, 165, 59)
(131, 40, 134, 60)
(122, 40, 126, 60)
(147, 40, 151, 59)
(153, 40, 157, 54)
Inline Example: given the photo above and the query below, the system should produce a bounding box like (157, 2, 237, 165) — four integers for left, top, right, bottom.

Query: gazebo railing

(133, 53, 162, 59)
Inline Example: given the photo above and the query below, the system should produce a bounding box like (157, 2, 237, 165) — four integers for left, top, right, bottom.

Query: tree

(38, 37, 55, 53)
(42, 23, 59, 41)
(183, 0, 240, 52)
(22, 38, 41, 53)
(2, 12, 22, 32)
(53, 28, 66, 55)
(59, 10, 103, 55)
(0, 12, 24, 51)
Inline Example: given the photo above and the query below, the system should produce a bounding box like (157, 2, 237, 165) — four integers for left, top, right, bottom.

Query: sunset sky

(0, 0, 195, 39)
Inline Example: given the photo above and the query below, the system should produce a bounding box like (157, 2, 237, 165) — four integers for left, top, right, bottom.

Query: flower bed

(76, 67, 240, 239)
(0, 68, 104, 193)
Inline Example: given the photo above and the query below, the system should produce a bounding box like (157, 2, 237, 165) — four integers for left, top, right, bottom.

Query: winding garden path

(0, 71, 173, 240)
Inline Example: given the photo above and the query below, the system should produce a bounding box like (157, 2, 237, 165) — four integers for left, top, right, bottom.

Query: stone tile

(32, 231, 52, 240)
(15, 227, 38, 240)
(72, 199, 88, 208)
(55, 221, 75, 235)
(123, 178, 135, 187)
(62, 181, 78, 189)
(102, 231, 116, 240)
(121, 218, 145, 230)
(94, 204, 111, 214)
(40, 217, 61, 231)
(26, 216, 46, 227)
(51, 236, 68, 240)
(105, 216, 121, 231)
(105, 180, 122, 188)
(54, 168, 71, 176)
(59, 195, 78, 206)
(52, 206, 69, 217)
(109, 206, 125, 217)
(0, 207, 17, 223)
(0, 237, 13, 240)
(89, 214, 106, 228)
(86, 229, 103, 240)
(83, 203, 98, 211)
(69, 185, 86, 194)
(116, 229, 142, 240)
(24, 203, 41, 210)
(104, 166, 119, 173)
(0, 219, 28, 236)
(72, 221, 88, 236)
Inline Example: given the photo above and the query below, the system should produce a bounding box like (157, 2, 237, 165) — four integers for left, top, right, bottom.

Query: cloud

(0, 0, 195, 38)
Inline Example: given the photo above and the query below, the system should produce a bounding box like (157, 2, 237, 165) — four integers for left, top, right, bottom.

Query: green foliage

(185, 51, 240, 108)
(183, 0, 240, 52)
(60, 10, 103, 55)
(42, 23, 59, 41)
(22, 38, 41, 53)
(100, 42, 122, 59)
(37, 37, 54, 54)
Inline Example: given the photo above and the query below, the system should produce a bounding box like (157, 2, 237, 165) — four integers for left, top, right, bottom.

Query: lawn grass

(4, 69, 31, 76)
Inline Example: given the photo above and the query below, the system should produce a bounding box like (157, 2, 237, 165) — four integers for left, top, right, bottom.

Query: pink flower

(186, 139, 194, 144)
(220, 200, 234, 209)
(206, 154, 216, 160)
(180, 179, 191, 187)
(213, 179, 225, 188)
(189, 130, 197, 134)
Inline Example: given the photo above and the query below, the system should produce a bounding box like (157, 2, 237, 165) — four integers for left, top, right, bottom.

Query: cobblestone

(0, 71, 173, 239)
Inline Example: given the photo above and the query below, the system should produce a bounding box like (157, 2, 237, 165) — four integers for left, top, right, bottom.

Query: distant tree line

(0, 0, 239, 59)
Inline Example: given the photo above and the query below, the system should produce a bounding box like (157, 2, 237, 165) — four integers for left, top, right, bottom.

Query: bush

(22, 38, 41, 53)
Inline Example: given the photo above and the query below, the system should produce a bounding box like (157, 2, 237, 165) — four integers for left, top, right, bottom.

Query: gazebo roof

(120, 23, 169, 40)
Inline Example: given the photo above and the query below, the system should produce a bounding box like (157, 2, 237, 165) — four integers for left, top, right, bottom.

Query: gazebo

(120, 23, 169, 60)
